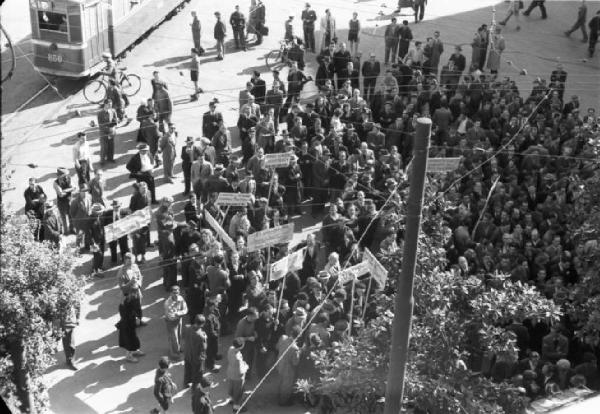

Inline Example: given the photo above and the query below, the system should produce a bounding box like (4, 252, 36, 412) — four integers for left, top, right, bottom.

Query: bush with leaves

(305, 190, 561, 414)
(0, 209, 84, 413)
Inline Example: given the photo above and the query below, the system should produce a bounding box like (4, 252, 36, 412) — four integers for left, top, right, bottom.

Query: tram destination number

(48, 53, 63, 63)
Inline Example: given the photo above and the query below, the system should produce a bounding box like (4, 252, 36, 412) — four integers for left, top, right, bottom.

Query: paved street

(1, 0, 599, 413)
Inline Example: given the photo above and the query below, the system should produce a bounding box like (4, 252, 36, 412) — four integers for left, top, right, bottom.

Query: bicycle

(265, 38, 306, 72)
(83, 61, 141, 104)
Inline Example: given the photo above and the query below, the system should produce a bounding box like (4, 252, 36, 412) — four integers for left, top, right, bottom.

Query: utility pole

(384, 117, 431, 414)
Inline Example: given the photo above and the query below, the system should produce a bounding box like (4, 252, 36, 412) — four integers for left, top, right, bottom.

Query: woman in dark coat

(117, 293, 145, 362)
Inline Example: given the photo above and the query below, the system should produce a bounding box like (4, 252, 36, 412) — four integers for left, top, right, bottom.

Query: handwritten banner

(264, 152, 293, 168)
(216, 192, 253, 207)
(247, 223, 294, 252)
(104, 207, 151, 243)
(338, 261, 370, 285)
(426, 157, 461, 173)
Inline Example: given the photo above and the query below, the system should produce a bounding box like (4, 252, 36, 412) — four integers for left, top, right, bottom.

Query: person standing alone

(230, 5, 247, 51)
(302, 3, 317, 53)
(565, 1, 588, 42)
(191, 11, 202, 54)
(214, 12, 227, 60)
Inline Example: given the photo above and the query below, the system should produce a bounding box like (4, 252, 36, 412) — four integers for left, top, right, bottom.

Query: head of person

(170, 285, 181, 299)
(246, 307, 259, 322)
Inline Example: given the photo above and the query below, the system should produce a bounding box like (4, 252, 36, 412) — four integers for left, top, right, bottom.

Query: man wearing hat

(24, 177, 47, 224)
(284, 15, 295, 42)
(89, 203, 106, 277)
(126, 143, 158, 204)
(42, 201, 63, 246)
(202, 99, 223, 139)
(213, 12, 227, 60)
(205, 163, 230, 196)
(105, 199, 130, 264)
(70, 184, 92, 252)
(230, 5, 247, 51)
(181, 137, 203, 196)
(301, 3, 317, 53)
(54, 167, 76, 234)
(73, 132, 92, 185)
(250, 70, 266, 105)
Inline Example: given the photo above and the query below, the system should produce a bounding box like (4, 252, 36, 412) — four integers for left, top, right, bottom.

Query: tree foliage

(306, 190, 561, 414)
(0, 207, 84, 412)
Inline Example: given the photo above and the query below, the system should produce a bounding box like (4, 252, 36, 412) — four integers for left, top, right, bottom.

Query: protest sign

(426, 157, 461, 173)
(264, 152, 293, 168)
(364, 248, 388, 287)
(104, 206, 152, 243)
(204, 210, 237, 251)
(269, 247, 306, 281)
(247, 223, 294, 252)
(338, 261, 370, 285)
(216, 192, 253, 207)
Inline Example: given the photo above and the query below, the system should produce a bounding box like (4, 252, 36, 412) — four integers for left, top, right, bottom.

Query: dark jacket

(214, 20, 226, 40)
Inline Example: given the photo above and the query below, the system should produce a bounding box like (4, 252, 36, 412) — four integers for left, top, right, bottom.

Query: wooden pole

(383, 118, 431, 414)
(347, 276, 356, 335)
(361, 275, 373, 321)
(275, 270, 287, 321)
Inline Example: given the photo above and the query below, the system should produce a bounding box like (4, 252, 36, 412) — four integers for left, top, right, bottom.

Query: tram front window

(38, 11, 68, 32)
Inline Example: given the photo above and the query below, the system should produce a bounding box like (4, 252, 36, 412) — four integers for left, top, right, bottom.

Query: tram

(29, 0, 188, 78)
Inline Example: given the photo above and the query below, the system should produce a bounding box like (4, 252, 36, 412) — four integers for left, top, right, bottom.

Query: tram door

(83, 2, 107, 68)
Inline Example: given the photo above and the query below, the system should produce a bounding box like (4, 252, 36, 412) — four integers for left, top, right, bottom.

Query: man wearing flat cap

(70, 184, 92, 252)
(126, 143, 158, 204)
(42, 201, 63, 246)
(89, 203, 106, 277)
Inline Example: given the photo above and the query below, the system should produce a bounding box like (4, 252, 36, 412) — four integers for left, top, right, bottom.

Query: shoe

(126, 355, 139, 363)
(190, 95, 198, 101)
(211, 365, 221, 373)
(132, 350, 145, 357)
(67, 360, 78, 371)
(198, 88, 204, 93)
(94, 271, 104, 279)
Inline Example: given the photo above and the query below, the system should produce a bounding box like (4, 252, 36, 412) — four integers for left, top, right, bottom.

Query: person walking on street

(191, 11, 202, 54)
(117, 291, 146, 363)
(183, 314, 208, 388)
(159, 124, 178, 183)
(97, 100, 117, 164)
(230, 5, 247, 51)
(190, 48, 204, 101)
(154, 82, 172, 134)
(60, 303, 80, 370)
(523, 0, 547, 19)
(284, 15, 294, 42)
(214, 12, 227, 60)
(89, 203, 106, 276)
(302, 2, 317, 53)
(73, 132, 92, 185)
(499, 0, 522, 31)
(164, 285, 189, 361)
(154, 357, 177, 413)
(414, 0, 427, 23)
(226, 338, 249, 412)
(384, 17, 400, 65)
(565, 1, 588, 42)
(589, 10, 600, 57)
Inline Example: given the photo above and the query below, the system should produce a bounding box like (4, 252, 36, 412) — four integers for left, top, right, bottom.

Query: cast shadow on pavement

(143, 55, 190, 68)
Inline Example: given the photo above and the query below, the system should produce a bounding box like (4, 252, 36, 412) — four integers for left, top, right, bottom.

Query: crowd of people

(19, 1, 600, 413)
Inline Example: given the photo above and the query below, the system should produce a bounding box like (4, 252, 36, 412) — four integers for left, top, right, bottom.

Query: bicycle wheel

(121, 73, 141, 97)
(265, 49, 285, 71)
(1, 24, 16, 84)
(83, 79, 107, 104)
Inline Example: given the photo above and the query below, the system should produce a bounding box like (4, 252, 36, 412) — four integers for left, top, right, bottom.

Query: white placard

(426, 157, 461, 173)
(104, 206, 151, 243)
(247, 223, 294, 252)
(264, 152, 293, 168)
(364, 248, 388, 287)
(269, 247, 306, 281)
(338, 261, 370, 285)
(216, 192, 253, 206)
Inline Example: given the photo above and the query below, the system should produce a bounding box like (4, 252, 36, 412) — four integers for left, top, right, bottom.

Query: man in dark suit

(384, 17, 400, 65)
(205, 164, 230, 196)
(126, 143, 158, 204)
(523, 0, 547, 19)
(42, 201, 63, 246)
(298, 234, 321, 285)
(361, 53, 380, 102)
(337, 61, 359, 91)
(311, 148, 332, 217)
(250, 70, 267, 112)
(413, 0, 427, 22)
(301, 3, 317, 53)
(397, 20, 413, 60)
(181, 137, 203, 195)
(202, 99, 223, 139)
(333, 43, 352, 85)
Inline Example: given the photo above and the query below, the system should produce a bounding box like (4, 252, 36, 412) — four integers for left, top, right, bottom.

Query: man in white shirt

(73, 132, 92, 185)
(164, 285, 188, 360)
